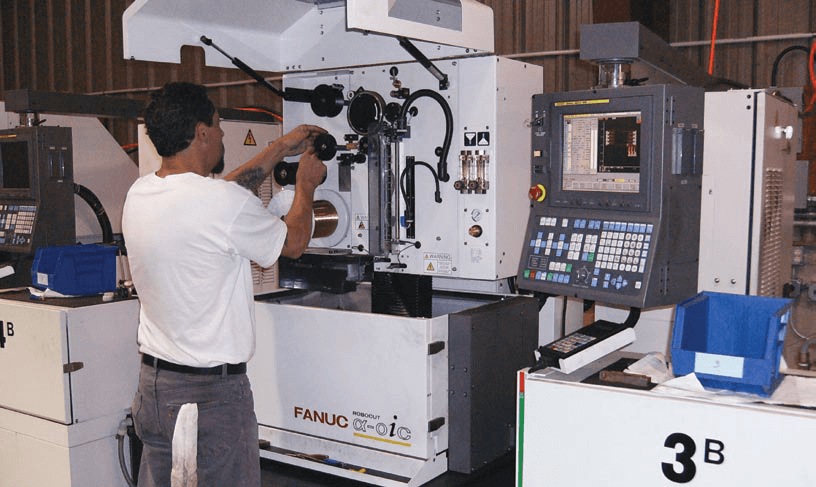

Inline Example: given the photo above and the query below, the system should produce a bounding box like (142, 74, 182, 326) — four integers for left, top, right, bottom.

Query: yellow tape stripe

(353, 433, 411, 447)
(555, 99, 610, 107)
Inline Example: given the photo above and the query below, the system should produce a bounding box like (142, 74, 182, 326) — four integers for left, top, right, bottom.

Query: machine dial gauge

(470, 209, 482, 222)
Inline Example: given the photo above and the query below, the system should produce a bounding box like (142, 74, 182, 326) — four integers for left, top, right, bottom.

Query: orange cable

(708, 0, 721, 75)
(235, 107, 283, 122)
(807, 40, 816, 112)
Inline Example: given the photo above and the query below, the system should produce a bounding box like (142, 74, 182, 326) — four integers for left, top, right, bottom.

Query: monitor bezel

(0, 132, 36, 199)
(547, 92, 656, 214)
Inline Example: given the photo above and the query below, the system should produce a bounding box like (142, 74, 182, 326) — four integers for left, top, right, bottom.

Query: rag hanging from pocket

(171, 402, 198, 487)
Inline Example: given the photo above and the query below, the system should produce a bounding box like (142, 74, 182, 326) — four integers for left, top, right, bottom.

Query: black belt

(142, 353, 246, 375)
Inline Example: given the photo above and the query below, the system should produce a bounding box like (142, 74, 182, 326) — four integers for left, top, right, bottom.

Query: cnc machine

(124, 2, 542, 485)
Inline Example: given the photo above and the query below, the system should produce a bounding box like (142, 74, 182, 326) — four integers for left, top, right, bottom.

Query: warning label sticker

(354, 214, 368, 231)
(244, 130, 257, 146)
(423, 252, 452, 275)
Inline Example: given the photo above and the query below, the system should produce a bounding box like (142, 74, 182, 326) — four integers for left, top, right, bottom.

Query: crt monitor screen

(561, 110, 641, 194)
(0, 140, 31, 189)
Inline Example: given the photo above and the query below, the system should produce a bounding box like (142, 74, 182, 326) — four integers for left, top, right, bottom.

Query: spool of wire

(312, 200, 339, 238)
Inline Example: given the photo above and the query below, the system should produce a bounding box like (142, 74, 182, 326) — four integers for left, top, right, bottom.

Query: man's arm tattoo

(232, 167, 266, 192)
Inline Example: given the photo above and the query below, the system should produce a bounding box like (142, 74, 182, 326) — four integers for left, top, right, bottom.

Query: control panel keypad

(522, 216, 654, 294)
(0, 204, 37, 247)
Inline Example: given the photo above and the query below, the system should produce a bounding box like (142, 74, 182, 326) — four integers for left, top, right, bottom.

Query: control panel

(0, 203, 37, 250)
(0, 126, 75, 255)
(522, 215, 657, 299)
(518, 84, 704, 308)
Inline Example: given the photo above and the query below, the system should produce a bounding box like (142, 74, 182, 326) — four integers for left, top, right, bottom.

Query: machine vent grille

(757, 168, 784, 296)
(251, 176, 280, 295)
(372, 272, 433, 318)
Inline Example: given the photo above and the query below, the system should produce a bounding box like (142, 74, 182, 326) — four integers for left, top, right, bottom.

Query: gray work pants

(131, 363, 261, 487)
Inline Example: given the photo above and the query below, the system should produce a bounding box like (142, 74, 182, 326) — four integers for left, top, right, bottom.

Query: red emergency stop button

(529, 184, 546, 202)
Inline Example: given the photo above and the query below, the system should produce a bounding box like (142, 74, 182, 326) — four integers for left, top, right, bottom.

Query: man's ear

(195, 121, 210, 144)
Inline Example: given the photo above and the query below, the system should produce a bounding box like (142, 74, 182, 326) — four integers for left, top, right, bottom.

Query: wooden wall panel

(484, 0, 594, 93)
(0, 0, 814, 149)
(671, 0, 816, 89)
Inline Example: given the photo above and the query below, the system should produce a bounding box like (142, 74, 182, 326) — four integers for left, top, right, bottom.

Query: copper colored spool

(312, 200, 339, 239)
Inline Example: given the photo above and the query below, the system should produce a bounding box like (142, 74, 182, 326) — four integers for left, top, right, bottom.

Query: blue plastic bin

(31, 244, 118, 295)
(671, 291, 792, 397)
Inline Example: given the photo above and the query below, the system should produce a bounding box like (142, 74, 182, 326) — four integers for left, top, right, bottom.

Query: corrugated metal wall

(0, 1, 814, 149)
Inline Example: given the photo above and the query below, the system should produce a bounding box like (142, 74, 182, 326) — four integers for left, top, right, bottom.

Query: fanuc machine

(124, 1, 541, 485)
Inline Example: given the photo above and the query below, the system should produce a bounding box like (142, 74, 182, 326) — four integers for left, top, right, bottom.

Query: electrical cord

(788, 311, 813, 340)
(235, 106, 283, 122)
(770, 45, 810, 86)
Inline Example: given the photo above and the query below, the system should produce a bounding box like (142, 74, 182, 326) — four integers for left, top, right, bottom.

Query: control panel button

(528, 184, 546, 202)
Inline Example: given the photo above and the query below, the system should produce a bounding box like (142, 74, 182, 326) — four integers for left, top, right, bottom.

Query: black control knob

(384, 102, 402, 123)
(314, 133, 338, 161)
(273, 161, 298, 186)
(310, 84, 345, 118)
(273, 160, 327, 187)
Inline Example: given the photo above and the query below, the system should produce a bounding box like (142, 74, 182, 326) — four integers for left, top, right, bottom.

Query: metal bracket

(428, 416, 445, 432)
(428, 341, 446, 355)
(63, 362, 84, 373)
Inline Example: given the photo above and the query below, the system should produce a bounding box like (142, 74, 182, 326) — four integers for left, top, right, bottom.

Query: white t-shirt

(122, 172, 287, 367)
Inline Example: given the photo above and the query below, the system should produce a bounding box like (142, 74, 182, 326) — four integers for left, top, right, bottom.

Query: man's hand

(278, 125, 326, 157)
(279, 148, 327, 259)
(296, 148, 327, 192)
(225, 124, 326, 192)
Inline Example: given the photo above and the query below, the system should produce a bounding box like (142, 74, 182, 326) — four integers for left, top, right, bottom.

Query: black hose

(770, 45, 810, 87)
(400, 160, 442, 205)
(623, 307, 641, 328)
(73, 183, 114, 244)
(704, 77, 749, 91)
(116, 416, 137, 487)
(398, 89, 453, 182)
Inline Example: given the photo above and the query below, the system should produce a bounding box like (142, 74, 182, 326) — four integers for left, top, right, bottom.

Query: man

(122, 81, 326, 486)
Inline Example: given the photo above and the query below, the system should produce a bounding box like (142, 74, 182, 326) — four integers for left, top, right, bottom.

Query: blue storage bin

(31, 244, 118, 295)
(671, 291, 792, 397)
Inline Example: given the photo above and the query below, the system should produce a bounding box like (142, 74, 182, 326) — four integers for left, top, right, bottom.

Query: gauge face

(470, 209, 482, 222)
(347, 91, 385, 135)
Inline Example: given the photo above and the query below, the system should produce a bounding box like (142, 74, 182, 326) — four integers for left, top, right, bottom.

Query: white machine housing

(282, 55, 540, 284)
(249, 290, 538, 487)
(251, 296, 449, 487)
(698, 89, 797, 296)
(123, 0, 494, 73)
(516, 352, 816, 486)
(0, 297, 140, 487)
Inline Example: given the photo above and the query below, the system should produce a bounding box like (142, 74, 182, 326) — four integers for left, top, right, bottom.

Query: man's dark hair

(144, 82, 216, 157)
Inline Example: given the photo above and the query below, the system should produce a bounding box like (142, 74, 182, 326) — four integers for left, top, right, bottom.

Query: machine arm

(200, 35, 345, 118)
(397, 37, 450, 90)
